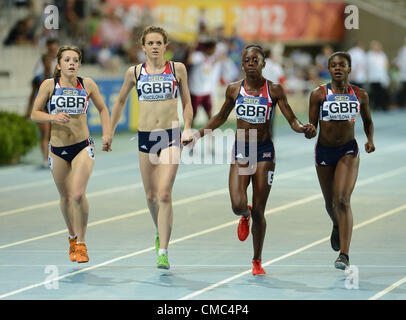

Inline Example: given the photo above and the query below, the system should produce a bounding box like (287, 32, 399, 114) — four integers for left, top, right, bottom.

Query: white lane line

(0, 190, 228, 249)
(0, 136, 305, 193)
(2, 202, 405, 300)
(1, 139, 405, 193)
(0, 165, 228, 217)
(1, 137, 405, 215)
(1, 164, 405, 250)
(2, 155, 405, 219)
(0, 163, 139, 193)
(365, 205, 406, 300)
(369, 276, 406, 300)
(0, 166, 315, 249)
(0, 246, 155, 299)
(0, 179, 54, 193)
(0, 165, 35, 176)
(179, 203, 406, 300)
(2, 264, 406, 269)
(1, 168, 405, 299)
(0, 164, 315, 218)
(0, 188, 317, 299)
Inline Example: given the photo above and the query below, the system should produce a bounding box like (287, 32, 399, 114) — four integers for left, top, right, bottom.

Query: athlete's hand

(303, 123, 317, 139)
(181, 128, 197, 147)
(365, 141, 375, 153)
(102, 135, 112, 152)
(52, 112, 71, 124)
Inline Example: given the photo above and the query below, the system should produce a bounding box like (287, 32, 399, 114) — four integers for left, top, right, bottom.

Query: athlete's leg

(251, 161, 275, 260)
(49, 152, 75, 236)
(190, 94, 200, 128)
(202, 96, 214, 154)
(229, 162, 252, 243)
(316, 166, 336, 225)
(332, 155, 359, 255)
(229, 162, 251, 217)
(316, 165, 342, 251)
(202, 94, 213, 120)
(139, 152, 160, 229)
(70, 145, 95, 243)
(38, 122, 50, 165)
(155, 146, 181, 250)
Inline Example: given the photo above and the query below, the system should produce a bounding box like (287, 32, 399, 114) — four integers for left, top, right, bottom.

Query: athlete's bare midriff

(50, 114, 90, 146)
(318, 120, 355, 147)
(137, 99, 179, 131)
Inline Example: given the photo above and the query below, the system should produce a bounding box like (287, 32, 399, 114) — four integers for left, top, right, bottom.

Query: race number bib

(235, 96, 269, 124)
(137, 74, 176, 101)
(320, 94, 360, 121)
(49, 88, 88, 114)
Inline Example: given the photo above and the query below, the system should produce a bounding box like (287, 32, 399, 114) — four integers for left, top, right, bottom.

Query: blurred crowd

(3, 0, 406, 111)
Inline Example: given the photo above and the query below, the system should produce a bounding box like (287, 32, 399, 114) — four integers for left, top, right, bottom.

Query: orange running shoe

(69, 237, 77, 262)
(237, 205, 251, 241)
(252, 259, 266, 275)
(75, 243, 89, 263)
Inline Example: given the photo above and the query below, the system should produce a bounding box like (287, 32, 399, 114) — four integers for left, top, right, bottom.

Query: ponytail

(53, 65, 61, 78)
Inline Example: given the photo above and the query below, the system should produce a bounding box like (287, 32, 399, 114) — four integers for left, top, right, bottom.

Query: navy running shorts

(50, 137, 94, 163)
(138, 128, 181, 154)
(232, 140, 275, 164)
(315, 139, 359, 167)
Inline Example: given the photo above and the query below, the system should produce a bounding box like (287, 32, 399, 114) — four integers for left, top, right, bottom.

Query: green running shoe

(155, 232, 159, 255)
(157, 253, 170, 270)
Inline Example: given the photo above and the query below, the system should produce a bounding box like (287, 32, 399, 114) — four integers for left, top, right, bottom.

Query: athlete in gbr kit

(110, 26, 193, 271)
(308, 51, 375, 270)
(193, 45, 316, 275)
(31, 45, 112, 264)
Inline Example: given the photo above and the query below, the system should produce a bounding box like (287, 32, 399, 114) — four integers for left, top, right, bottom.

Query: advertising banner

(105, 0, 345, 42)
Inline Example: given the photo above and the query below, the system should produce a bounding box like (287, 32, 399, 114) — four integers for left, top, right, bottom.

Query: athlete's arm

(175, 62, 194, 145)
(272, 83, 316, 136)
(358, 87, 375, 153)
(308, 86, 324, 138)
(84, 78, 112, 152)
(196, 83, 238, 138)
(110, 66, 136, 135)
(31, 79, 70, 124)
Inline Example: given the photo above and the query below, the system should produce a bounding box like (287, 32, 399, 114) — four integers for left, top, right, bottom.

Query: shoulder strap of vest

(77, 76, 85, 89)
(169, 61, 180, 96)
(134, 64, 142, 85)
(261, 80, 269, 97)
(169, 61, 177, 82)
(319, 84, 327, 99)
(327, 83, 334, 94)
(265, 80, 273, 102)
(241, 79, 247, 95)
(349, 83, 360, 99)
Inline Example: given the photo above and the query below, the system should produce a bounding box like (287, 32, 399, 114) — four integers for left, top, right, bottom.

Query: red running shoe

(252, 259, 266, 275)
(237, 205, 251, 241)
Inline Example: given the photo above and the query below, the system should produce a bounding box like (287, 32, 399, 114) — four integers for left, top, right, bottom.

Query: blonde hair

(53, 45, 82, 78)
(140, 26, 169, 45)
